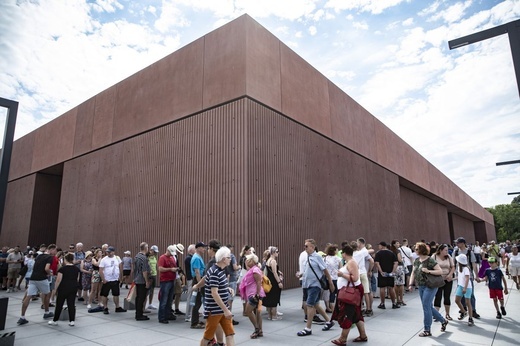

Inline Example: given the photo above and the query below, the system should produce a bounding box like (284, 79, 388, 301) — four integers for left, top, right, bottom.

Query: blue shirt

(485, 267, 504, 290)
(302, 251, 326, 288)
(191, 253, 205, 279)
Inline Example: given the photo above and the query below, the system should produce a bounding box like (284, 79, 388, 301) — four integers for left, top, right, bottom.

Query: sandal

(331, 339, 347, 346)
(250, 329, 261, 339)
(445, 314, 453, 321)
(353, 336, 368, 342)
(297, 329, 312, 337)
(441, 320, 448, 332)
(419, 331, 432, 337)
(257, 330, 263, 337)
(322, 321, 334, 331)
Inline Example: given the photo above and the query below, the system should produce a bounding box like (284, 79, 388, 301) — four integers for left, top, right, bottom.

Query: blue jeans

(158, 281, 175, 322)
(418, 285, 445, 332)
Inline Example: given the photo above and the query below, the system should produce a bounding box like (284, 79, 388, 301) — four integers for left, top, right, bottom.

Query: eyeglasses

(275, 251, 279, 253)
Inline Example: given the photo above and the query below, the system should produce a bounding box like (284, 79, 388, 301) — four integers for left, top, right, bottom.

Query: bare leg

(20, 293, 31, 317)
(114, 296, 120, 308)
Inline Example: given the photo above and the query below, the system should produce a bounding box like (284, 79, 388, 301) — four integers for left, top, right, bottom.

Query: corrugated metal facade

(50, 98, 458, 288)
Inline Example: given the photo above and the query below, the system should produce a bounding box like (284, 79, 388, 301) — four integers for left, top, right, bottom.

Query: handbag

(308, 257, 329, 290)
(126, 282, 137, 304)
(262, 275, 272, 293)
(337, 278, 361, 306)
(423, 273, 445, 288)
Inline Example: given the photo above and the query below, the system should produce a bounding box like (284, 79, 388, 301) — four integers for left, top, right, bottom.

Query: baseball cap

(173, 244, 184, 254)
(488, 256, 497, 263)
(455, 237, 466, 244)
(195, 242, 207, 248)
(124, 250, 131, 255)
(107, 246, 116, 252)
(150, 245, 159, 253)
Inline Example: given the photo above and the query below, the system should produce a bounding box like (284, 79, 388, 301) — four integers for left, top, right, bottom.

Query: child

(477, 257, 508, 318)
(455, 254, 474, 326)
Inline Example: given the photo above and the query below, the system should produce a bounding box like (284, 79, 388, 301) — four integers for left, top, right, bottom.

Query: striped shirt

(133, 253, 150, 284)
(204, 264, 229, 316)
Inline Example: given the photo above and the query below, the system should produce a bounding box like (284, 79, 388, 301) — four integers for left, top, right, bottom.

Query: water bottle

(190, 291, 197, 306)
(48, 270, 53, 282)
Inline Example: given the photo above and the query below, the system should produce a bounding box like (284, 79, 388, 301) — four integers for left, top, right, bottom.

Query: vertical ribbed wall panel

(55, 97, 453, 289)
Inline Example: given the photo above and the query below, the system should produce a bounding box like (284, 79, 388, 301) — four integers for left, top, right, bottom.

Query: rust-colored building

(1, 15, 494, 287)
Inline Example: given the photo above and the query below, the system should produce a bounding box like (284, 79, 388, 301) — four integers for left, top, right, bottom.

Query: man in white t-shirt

(399, 239, 413, 288)
(354, 238, 374, 316)
(99, 246, 126, 314)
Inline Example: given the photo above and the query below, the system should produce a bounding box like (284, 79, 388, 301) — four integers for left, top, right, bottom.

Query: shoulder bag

(337, 275, 361, 306)
(308, 256, 329, 290)
(422, 257, 445, 288)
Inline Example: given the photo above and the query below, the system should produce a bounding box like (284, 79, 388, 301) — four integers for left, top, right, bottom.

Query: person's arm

(118, 261, 123, 282)
(408, 265, 416, 290)
(193, 276, 206, 289)
(253, 271, 262, 296)
(194, 268, 202, 283)
(80, 260, 89, 274)
(45, 263, 51, 276)
(211, 286, 232, 318)
(323, 268, 334, 291)
(367, 256, 374, 276)
(55, 271, 63, 290)
(447, 257, 455, 281)
(375, 261, 383, 275)
(392, 260, 398, 274)
(463, 273, 469, 293)
(269, 259, 283, 289)
(99, 266, 106, 284)
(347, 260, 359, 282)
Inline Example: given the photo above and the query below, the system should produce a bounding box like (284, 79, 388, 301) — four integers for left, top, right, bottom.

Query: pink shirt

(239, 266, 265, 299)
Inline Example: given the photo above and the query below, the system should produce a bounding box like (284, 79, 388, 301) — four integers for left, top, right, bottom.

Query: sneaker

(232, 319, 239, 325)
(103, 308, 109, 314)
(392, 303, 400, 309)
(48, 320, 58, 326)
(78, 297, 84, 301)
(473, 311, 481, 319)
(496, 312, 502, 319)
(458, 312, 467, 320)
(378, 303, 386, 309)
(17, 318, 28, 325)
(43, 312, 54, 319)
(136, 316, 150, 321)
(147, 304, 157, 310)
(6, 288, 11, 293)
(500, 306, 507, 316)
(277, 311, 284, 316)
(49, 303, 55, 307)
(185, 317, 191, 322)
(363, 310, 373, 317)
(87, 304, 92, 309)
(69, 321, 75, 326)
(115, 307, 127, 313)
(312, 315, 326, 324)
(174, 309, 185, 315)
(468, 318, 474, 326)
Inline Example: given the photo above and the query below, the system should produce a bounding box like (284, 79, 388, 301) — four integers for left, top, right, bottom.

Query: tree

(486, 197, 520, 242)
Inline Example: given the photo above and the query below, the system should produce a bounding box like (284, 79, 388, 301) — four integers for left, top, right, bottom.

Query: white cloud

(325, 0, 408, 15)
(402, 17, 414, 26)
(352, 21, 368, 30)
(154, 1, 190, 33)
(92, 0, 124, 13)
(308, 26, 317, 35)
(430, 0, 472, 23)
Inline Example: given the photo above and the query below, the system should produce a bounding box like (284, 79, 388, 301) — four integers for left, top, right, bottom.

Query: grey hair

(215, 246, 231, 262)
(245, 253, 258, 263)
(187, 244, 196, 254)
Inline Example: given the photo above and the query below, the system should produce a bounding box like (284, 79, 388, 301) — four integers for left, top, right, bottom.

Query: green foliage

(486, 197, 520, 242)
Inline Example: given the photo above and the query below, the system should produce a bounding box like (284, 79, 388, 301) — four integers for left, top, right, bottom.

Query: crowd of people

(1, 236, 518, 345)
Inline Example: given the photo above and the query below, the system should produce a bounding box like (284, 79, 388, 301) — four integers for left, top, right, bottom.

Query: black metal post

(448, 19, 520, 97)
(0, 98, 18, 236)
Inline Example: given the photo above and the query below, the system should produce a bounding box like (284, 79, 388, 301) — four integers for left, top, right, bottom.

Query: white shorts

(510, 266, 520, 276)
(360, 273, 370, 294)
(27, 279, 50, 296)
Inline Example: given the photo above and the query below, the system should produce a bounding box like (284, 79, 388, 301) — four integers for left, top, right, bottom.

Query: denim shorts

(455, 285, 472, 299)
(305, 286, 322, 306)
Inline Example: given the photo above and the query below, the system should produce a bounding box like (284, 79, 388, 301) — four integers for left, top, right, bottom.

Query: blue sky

(0, 0, 519, 208)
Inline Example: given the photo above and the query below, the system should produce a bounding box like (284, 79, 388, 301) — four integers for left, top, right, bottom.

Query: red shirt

(50, 256, 59, 275)
(158, 254, 176, 282)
